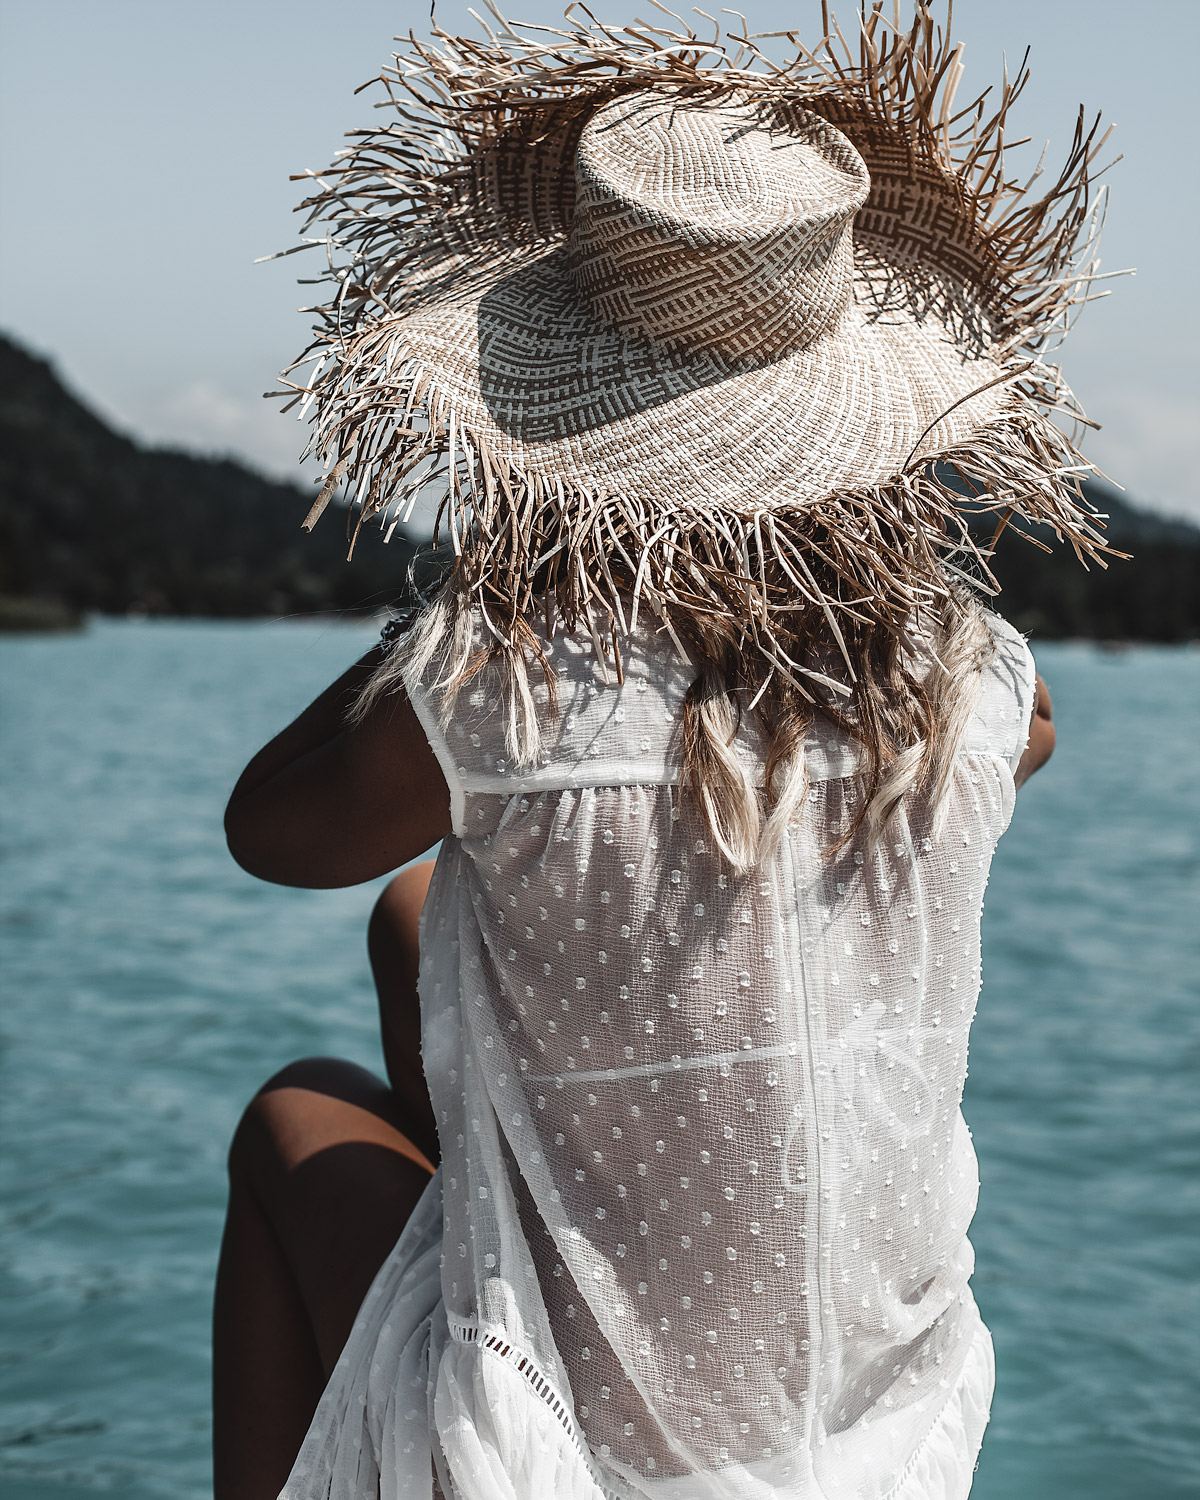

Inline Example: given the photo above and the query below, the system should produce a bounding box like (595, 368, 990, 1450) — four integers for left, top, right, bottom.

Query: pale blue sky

(2, 1, 1197, 518)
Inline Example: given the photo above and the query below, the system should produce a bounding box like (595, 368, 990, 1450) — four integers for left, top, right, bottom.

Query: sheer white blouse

(282, 610, 1036, 1500)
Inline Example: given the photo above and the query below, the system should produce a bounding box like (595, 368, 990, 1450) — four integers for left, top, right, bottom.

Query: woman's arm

(225, 648, 451, 888)
(1014, 671, 1055, 789)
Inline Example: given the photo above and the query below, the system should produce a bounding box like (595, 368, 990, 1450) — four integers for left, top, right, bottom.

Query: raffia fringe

(302, 344, 1107, 690)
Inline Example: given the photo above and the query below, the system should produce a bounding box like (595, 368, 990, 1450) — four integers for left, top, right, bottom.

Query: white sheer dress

(281, 610, 1036, 1500)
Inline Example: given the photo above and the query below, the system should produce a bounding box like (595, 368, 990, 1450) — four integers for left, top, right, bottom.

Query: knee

(227, 1056, 368, 1180)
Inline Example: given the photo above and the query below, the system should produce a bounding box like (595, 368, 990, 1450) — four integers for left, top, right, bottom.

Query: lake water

(1, 621, 1197, 1499)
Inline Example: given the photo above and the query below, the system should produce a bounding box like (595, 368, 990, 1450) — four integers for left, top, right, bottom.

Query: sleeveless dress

(281, 610, 1036, 1500)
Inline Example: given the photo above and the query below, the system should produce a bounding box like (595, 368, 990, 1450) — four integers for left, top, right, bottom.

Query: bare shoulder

(226, 656, 451, 889)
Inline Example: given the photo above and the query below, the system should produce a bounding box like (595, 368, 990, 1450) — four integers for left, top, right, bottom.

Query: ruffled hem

(885, 1325, 994, 1500)
(280, 1178, 993, 1500)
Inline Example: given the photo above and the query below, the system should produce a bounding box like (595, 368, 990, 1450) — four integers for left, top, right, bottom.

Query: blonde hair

(674, 587, 994, 867)
(357, 566, 994, 872)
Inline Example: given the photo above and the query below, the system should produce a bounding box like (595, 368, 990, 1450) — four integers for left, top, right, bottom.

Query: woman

(215, 7, 1106, 1498)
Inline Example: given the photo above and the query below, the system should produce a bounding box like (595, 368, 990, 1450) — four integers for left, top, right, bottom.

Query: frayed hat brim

(274, 2, 1120, 676)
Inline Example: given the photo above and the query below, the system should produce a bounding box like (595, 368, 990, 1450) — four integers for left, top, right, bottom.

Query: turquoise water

(1, 621, 1197, 1498)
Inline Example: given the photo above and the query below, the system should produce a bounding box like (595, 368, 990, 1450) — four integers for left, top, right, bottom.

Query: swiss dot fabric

(281, 611, 1035, 1500)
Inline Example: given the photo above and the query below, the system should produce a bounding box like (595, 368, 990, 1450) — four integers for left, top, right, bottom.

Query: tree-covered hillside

(1, 332, 1197, 638)
(0, 335, 415, 620)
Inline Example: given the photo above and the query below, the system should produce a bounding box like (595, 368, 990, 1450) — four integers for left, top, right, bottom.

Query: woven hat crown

(569, 93, 871, 362)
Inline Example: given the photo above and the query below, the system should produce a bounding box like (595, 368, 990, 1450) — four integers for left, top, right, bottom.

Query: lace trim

(446, 1314, 626, 1500)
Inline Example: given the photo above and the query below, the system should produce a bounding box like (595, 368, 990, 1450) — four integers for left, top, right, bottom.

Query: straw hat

(281, 3, 1116, 673)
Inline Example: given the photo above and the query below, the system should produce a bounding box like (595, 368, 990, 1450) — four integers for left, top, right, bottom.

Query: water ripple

(1, 623, 1196, 1498)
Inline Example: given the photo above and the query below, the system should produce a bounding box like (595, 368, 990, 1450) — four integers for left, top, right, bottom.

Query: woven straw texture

(277, 2, 1118, 677)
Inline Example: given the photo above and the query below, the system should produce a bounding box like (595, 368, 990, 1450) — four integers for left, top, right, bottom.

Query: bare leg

(213, 1057, 434, 1500)
(369, 861, 439, 1167)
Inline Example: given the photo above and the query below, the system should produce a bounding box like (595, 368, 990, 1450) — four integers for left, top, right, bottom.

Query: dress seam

(780, 840, 825, 1464)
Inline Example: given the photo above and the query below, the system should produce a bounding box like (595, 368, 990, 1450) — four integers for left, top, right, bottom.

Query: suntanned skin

(224, 646, 452, 888)
(216, 652, 450, 1500)
(213, 654, 1054, 1499)
(1015, 672, 1055, 788)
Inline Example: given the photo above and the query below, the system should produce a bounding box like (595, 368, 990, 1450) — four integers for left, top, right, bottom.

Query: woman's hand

(1014, 672, 1055, 789)
(224, 650, 451, 888)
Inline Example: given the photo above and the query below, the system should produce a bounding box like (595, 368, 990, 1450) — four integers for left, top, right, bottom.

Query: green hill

(982, 496, 1200, 642)
(0, 334, 416, 621)
(1, 332, 1197, 639)
(963, 469, 1200, 643)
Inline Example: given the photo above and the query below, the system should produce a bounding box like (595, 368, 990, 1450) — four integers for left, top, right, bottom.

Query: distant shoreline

(4, 331, 1198, 646)
(4, 605, 1197, 649)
